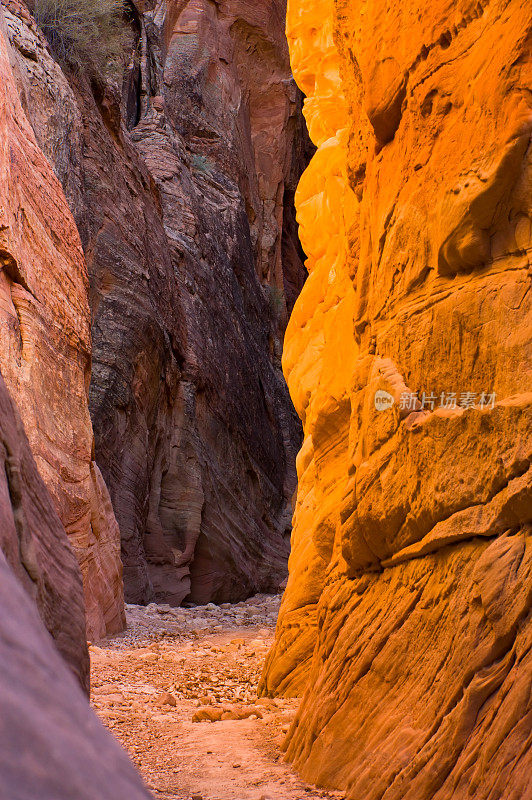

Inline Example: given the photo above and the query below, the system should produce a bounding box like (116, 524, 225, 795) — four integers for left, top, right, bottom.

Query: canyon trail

(90, 596, 344, 800)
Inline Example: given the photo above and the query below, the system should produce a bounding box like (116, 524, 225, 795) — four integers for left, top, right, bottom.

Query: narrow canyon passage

(0, 0, 529, 795)
(90, 597, 342, 800)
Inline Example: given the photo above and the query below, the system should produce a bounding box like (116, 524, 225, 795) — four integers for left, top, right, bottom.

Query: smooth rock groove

(260, 0, 532, 798)
(3, 0, 312, 607)
(0, 5, 124, 640)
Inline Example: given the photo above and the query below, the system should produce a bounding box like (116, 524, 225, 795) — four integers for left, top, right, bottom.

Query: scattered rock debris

(90, 594, 345, 800)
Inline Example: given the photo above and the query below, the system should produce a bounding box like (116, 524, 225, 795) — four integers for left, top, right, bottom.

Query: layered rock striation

(0, 369, 89, 691)
(0, 443, 152, 799)
(117, 0, 310, 605)
(261, 0, 532, 797)
(0, 12, 157, 795)
(4, 0, 310, 606)
(0, 6, 124, 640)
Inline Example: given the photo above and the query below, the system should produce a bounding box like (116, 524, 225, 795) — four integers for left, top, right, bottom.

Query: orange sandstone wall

(0, 10, 124, 641)
(261, 0, 532, 796)
(260, 0, 357, 696)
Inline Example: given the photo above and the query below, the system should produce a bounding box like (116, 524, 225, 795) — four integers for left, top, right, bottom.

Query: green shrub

(268, 286, 285, 319)
(33, 0, 126, 73)
(191, 154, 213, 175)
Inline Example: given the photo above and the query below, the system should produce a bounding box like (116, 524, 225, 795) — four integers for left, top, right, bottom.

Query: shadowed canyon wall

(261, 0, 532, 797)
(0, 371, 152, 799)
(0, 13, 168, 795)
(3, 0, 311, 607)
(0, 368, 89, 692)
(0, 6, 124, 641)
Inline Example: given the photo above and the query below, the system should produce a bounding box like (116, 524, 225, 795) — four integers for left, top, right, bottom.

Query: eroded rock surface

(0, 6, 124, 641)
(0, 368, 151, 795)
(0, 535, 151, 799)
(261, 0, 532, 797)
(0, 370, 89, 690)
(4, 0, 310, 607)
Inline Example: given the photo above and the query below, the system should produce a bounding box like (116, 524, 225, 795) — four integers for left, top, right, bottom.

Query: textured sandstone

(0, 541, 152, 799)
(0, 5, 125, 641)
(0, 370, 89, 690)
(261, 0, 532, 796)
(5, 0, 310, 606)
(0, 370, 148, 797)
(122, 0, 307, 604)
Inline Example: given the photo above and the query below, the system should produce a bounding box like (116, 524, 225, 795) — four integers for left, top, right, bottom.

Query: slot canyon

(0, 0, 530, 798)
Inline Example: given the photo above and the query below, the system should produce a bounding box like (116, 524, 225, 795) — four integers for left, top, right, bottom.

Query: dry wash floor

(90, 595, 344, 800)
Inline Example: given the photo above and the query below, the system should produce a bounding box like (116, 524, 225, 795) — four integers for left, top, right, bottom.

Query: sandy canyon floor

(90, 595, 344, 800)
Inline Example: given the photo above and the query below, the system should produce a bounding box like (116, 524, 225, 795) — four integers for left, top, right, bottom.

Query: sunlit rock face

(0, 7, 124, 641)
(261, 0, 532, 796)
